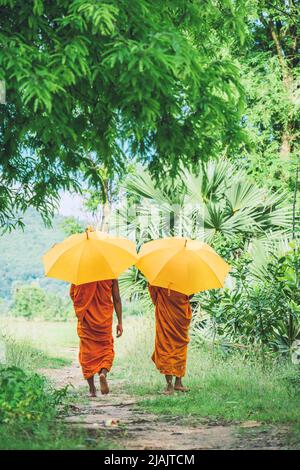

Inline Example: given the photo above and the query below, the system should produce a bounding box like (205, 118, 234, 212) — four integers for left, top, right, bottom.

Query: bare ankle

(175, 377, 183, 387)
(165, 374, 173, 385)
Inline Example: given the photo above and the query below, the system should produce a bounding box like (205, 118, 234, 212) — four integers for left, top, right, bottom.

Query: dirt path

(40, 348, 293, 450)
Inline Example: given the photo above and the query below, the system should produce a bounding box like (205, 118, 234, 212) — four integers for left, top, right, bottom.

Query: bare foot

(162, 384, 174, 395)
(174, 385, 189, 392)
(99, 373, 109, 395)
(89, 387, 97, 397)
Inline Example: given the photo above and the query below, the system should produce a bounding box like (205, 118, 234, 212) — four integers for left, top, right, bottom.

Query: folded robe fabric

(70, 280, 115, 379)
(148, 285, 192, 377)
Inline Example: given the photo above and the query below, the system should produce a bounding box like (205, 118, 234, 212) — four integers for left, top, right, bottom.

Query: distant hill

(0, 209, 70, 300)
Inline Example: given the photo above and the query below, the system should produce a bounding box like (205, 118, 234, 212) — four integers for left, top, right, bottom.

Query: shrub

(10, 284, 73, 321)
(193, 243, 300, 358)
(0, 366, 67, 428)
(11, 284, 46, 319)
(60, 216, 85, 236)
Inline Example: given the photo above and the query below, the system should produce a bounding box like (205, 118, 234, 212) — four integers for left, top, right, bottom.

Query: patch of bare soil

(40, 349, 294, 450)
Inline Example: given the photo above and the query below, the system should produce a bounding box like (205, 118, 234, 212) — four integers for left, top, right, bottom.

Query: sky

(58, 191, 86, 219)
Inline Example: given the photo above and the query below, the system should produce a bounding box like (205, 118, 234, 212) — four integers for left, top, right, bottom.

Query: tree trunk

(268, 19, 295, 162)
(100, 180, 111, 233)
(101, 201, 111, 233)
(280, 131, 292, 161)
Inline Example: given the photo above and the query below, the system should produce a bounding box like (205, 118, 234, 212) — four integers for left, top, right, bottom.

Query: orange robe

(70, 280, 115, 379)
(149, 285, 192, 377)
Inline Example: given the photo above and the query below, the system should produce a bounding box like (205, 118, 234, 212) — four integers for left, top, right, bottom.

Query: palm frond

(119, 267, 153, 313)
(125, 170, 168, 205)
(116, 159, 294, 245)
(226, 178, 266, 213)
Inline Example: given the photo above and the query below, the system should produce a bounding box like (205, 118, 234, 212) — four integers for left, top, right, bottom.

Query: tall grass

(0, 317, 78, 358)
(1, 334, 70, 369)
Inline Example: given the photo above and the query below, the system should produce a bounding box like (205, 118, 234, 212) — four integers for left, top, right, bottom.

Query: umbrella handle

(168, 282, 172, 296)
(85, 225, 95, 239)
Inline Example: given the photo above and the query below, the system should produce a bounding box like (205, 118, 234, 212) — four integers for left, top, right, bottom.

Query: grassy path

(2, 317, 299, 449)
(40, 347, 294, 450)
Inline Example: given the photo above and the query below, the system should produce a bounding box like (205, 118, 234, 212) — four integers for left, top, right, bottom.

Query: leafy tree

(254, 0, 300, 163)
(60, 216, 85, 236)
(82, 161, 136, 231)
(0, 0, 247, 230)
(11, 283, 72, 321)
(236, 0, 300, 194)
(11, 284, 46, 320)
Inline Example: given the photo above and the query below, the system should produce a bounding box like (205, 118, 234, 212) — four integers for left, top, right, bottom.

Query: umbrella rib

(138, 239, 185, 257)
(46, 237, 136, 284)
(44, 240, 84, 278)
(43, 234, 80, 257)
(75, 241, 92, 285)
(193, 251, 227, 286)
(151, 248, 227, 292)
(150, 246, 187, 286)
(138, 247, 182, 282)
(89, 241, 120, 279)
(93, 235, 137, 256)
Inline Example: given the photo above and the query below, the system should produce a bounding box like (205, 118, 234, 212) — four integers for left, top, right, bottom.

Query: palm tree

(114, 159, 293, 305)
(115, 159, 292, 244)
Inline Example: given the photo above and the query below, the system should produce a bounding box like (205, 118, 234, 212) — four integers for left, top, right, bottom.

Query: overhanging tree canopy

(0, 0, 247, 229)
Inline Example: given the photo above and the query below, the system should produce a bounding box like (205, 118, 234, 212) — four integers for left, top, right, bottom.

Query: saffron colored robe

(70, 280, 115, 379)
(149, 285, 192, 377)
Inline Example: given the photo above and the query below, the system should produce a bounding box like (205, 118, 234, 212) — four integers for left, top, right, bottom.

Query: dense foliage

(0, 366, 67, 427)
(0, 361, 107, 450)
(236, 0, 300, 195)
(193, 244, 300, 357)
(117, 162, 299, 357)
(117, 160, 292, 244)
(0, 0, 247, 230)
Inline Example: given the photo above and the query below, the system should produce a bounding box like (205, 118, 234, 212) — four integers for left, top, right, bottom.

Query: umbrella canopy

(43, 229, 137, 285)
(136, 237, 230, 296)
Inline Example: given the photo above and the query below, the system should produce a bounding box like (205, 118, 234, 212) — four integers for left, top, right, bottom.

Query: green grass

(0, 423, 117, 450)
(116, 316, 300, 430)
(136, 354, 300, 424)
(2, 314, 300, 448)
(2, 334, 71, 369)
(0, 318, 114, 450)
(0, 317, 78, 358)
(0, 396, 116, 450)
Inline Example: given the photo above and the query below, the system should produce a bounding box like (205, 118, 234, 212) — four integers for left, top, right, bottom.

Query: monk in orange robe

(148, 284, 192, 394)
(70, 279, 123, 397)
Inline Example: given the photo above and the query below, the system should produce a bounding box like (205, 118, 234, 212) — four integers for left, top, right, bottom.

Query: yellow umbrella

(43, 228, 137, 285)
(136, 237, 230, 295)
